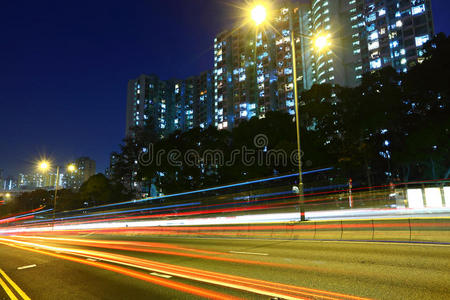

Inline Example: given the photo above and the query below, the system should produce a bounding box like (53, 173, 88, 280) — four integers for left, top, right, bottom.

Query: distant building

(105, 153, 119, 180)
(2, 176, 17, 191)
(125, 72, 215, 137)
(171, 70, 215, 132)
(18, 172, 63, 189)
(126, 74, 172, 138)
(63, 157, 96, 189)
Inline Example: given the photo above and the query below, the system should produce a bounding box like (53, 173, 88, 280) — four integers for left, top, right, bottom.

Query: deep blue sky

(1, 0, 449, 177)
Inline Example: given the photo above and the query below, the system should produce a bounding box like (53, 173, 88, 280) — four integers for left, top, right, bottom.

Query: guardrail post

(371, 219, 375, 240)
(340, 220, 343, 240)
(313, 221, 317, 240)
(408, 218, 412, 241)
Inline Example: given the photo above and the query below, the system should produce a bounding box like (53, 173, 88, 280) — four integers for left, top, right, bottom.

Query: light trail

(1, 209, 449, 237)
(0, 237, 369, 300)
(12, 235, 226, 255)
(56, 167, 333, 213)
(23, 202, 201, 224)
(18, 191, 407, 228)
(0, 207, 50, 225)
(1, 242, 240, 300)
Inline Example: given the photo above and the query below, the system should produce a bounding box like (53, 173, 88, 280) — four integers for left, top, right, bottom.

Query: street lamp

(67, 164, 76, 173)
(39, 161, 49, 171)
(251, 5, 267, 26)
(39, 160, 60, 226)
(249, 4, 330, 221)
(38, 161, 76, 227)
(314, 33, 331, 51)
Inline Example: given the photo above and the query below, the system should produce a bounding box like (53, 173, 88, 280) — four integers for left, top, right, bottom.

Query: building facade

(358, 0, 434, 73)
(211, 0, 434, 129)
(214, 1, 313, 130)
(126, 72, 215, 137)
(126, 74, 171, 138)
(126, 0, 434, 133)
(18, 172, 63, 189)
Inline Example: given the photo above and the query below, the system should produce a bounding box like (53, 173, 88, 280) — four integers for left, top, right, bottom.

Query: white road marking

(17, 264, 36, 270)
(229, 251, 268, 256)
(150, 272, 172, 279)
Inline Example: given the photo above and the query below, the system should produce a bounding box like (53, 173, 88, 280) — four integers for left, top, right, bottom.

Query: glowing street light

(314, 34, 331, 51)
(251, 4, 267, 26)
(67, 164, 76, 172)
(37, 159, 62, 228)
(39, 161, 50, 172)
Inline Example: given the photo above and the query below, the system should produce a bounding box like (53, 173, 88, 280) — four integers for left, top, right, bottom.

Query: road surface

(0, 234, 449, 299)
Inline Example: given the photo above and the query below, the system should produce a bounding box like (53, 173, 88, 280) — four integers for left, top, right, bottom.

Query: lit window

(390, 40, 399, 48)
(411, 4, 425, 16)
(367, 13, 376, 22)
(370, 58, 382, 69)
(415, 35, 430, 47)
(369, 31, 379, 41)
(368, 40, 380, 50)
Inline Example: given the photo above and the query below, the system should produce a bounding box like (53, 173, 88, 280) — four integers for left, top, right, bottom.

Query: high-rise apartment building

(126, 74, 171, 138)
(126, 72, 215, 137)
(214, 1, 312, 129)
(309, 0, 434, 84)
(126, 0, 434, 133)
(308, 0, 365, 86)
(358, 0, 434, 73)
(212, 0, 434, 128)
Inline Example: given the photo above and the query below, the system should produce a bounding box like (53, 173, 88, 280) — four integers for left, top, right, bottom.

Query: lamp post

(39, 161, 76, 228)
(250, 4, 330, 221)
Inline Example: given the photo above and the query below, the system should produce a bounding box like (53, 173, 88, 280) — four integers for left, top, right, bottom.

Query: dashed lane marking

(229, 251, 268, 256)
(17, 265, 36, 270)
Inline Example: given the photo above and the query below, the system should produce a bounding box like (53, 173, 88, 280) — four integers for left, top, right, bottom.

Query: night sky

(1, 0, 449, 177)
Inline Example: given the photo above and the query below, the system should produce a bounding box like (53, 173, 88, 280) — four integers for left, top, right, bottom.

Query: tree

(111, 120, 160, 194)
(79, 174, 131, 207)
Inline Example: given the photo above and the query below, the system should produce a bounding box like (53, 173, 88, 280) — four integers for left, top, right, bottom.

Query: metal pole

(349, 178, 353, 208)
(290, 30, 305, 221)
(53, 166, 59, 229)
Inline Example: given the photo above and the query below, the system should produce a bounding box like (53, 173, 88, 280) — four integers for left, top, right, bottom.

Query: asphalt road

(0, 234, 449, 299)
